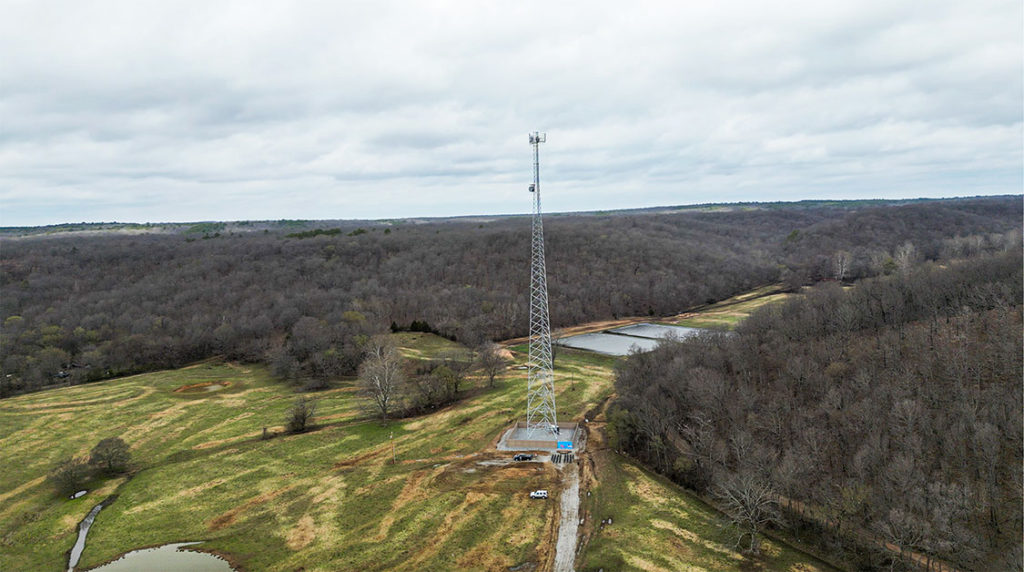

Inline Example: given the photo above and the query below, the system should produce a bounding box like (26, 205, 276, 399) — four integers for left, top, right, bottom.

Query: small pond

(607, 323, 703, 340)
(556, 332, 661, 355)
(88, 542, 233, 571)
(67, 499, 233, 572)
(556, 323, 708, 356)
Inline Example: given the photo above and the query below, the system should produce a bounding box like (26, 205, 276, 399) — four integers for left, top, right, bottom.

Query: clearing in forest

(669, 284, 791, 330)
(2, 313, 826, 572)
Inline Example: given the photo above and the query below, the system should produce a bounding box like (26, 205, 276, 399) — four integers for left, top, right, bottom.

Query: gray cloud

(1, 0, 1020, 226)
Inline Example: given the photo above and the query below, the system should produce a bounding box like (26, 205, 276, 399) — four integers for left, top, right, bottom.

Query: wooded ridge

(610, 249, 1023, 570)
(1, 196, 1020, 398)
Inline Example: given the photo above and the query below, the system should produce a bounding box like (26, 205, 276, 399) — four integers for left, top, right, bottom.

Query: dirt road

(553, 463, 580, 572)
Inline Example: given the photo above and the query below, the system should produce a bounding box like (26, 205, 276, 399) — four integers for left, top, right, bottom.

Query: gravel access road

(553, 463, 580, 572)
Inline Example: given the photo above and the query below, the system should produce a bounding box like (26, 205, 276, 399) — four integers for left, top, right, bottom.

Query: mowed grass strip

(669, 284, 791, 330)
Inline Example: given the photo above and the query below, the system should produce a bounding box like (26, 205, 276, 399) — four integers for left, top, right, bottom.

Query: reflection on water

(556, 323, 706, 356)
(67, 503, 104, 572)
(608, 323, 702, 340)
(90, 542, 233, 571)
(66, 499, 233, 572)
(556, 332, 661, 355)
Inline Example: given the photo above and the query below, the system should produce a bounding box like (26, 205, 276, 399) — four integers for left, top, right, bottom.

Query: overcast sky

(1, 1, 1021, 226)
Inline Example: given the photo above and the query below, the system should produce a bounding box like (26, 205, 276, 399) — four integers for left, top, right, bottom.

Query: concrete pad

(496, 421, 583, 453)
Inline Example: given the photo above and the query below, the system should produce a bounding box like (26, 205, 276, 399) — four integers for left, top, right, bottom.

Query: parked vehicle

(513, 454, 534, 461)
(529, 490, 548, 499)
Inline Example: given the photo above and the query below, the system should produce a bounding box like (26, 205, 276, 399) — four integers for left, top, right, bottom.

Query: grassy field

(0, 326, 829, 571)
(577, 424, 833, 572)
(669, 284, 791, 330)
(0, 335, 613, 571)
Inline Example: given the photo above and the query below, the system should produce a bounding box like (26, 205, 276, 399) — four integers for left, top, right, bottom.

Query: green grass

(393, 331, 467, 360)
(578, 450, 835, 572)
(669, 284, 791, 330)
(0, 337, 601, 571)
(1, 323, 828, 572)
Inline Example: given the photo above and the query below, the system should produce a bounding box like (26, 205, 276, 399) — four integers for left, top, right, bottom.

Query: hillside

(2, 196, 1020, 397)
(0, 331, 835, 571)
(611, 250, 1024, 570)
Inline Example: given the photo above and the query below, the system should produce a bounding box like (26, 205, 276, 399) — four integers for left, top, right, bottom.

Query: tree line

(1, 196, 1020, 396)
(609, 248, 1023, 570)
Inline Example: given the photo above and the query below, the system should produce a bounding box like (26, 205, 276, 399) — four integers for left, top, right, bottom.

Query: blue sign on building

(556, 441, 573, 450)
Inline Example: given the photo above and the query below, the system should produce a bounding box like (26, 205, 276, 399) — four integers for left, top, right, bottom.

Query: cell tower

(525, 131, 558, 438)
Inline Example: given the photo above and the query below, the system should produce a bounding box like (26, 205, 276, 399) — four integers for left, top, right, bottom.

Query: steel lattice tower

(525, 132, 558, 438)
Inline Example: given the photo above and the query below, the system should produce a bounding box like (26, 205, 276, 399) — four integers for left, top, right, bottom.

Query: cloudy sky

(1, 1, 1021, 226)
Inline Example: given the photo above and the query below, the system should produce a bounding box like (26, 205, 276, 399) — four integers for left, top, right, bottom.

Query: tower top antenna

(529, 132, 546, 144)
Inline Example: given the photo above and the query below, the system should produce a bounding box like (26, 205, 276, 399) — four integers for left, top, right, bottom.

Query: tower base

(497, 420, 581, 452)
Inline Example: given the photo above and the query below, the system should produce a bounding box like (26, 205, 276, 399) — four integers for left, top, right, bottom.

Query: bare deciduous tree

(716, 473, 779, 554)
(358, 335, 404, 419)
(48, 456, 91, 496)
(286, 397, 317, 434)
(611, 249, 1024, 568)
(894, 241, 917, 274)
(476, 343, 507, 387)
(832, 250, 853, 281)
(881, 508, 925, 571)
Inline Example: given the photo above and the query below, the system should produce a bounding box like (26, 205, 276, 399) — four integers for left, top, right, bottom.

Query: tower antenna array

(525, 131, 558, 437)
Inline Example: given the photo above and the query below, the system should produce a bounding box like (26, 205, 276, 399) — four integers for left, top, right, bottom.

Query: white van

(529, 490, 548, 499)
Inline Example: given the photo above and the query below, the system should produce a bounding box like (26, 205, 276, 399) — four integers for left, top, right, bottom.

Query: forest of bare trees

(610, 249, 1023, 570)
(1, 196, 1020, 398)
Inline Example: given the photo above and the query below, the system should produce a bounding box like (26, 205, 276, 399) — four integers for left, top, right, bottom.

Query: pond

(556, 332, 661, 355)
(607, 323, 703, 340)
(67, 499, 233, 572)
(88, 542, 233, 571)
(555, 323, 707, 356)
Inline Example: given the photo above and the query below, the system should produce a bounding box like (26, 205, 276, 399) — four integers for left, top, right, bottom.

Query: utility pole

(525, 132, 558, 438)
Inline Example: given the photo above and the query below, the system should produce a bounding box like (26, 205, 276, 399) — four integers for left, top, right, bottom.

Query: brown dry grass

(332, 445, 387, 470)
(402, 493, 486, 569)
(625, 554, 675, 572)
(191, 430, 265, 450)
(310, 474, 347, 505)
(286, 515, 316, 550)
(372, 468, 432, 541)
(208, 485, 294, 531)
(650, 519, 740, 559)
(173, 381, 232, 393)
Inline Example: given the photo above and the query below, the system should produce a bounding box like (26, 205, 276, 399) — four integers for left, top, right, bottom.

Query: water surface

(90, 542, 233, 571)
(556, 333, 661, 355)
(556, 323, 708, 356)
(67, 503, 104, 572)
(607, 323, 703, 340)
